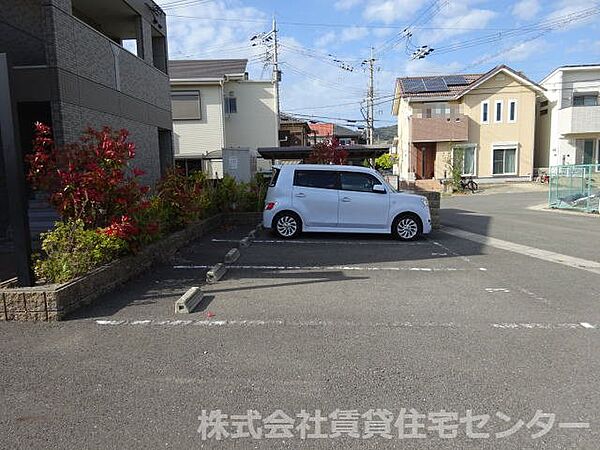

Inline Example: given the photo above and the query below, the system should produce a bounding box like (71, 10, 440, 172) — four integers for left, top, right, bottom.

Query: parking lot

(1, 191, 599, 448)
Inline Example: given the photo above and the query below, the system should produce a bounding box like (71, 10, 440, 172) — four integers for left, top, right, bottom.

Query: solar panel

(423, 77, 448, 93)
(443, 75, 468, 86)
(401, 78, 426, 94)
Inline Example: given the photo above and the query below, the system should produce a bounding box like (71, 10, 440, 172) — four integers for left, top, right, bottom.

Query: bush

(374, 153, 395, 171)
(34, 220, 127, 283)
(154, 168, 204, 232)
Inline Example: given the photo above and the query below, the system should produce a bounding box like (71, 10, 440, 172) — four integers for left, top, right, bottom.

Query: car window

(293, 170, 338, 190)
(340, 172, 382, 193)
(269, 168, 281, 187)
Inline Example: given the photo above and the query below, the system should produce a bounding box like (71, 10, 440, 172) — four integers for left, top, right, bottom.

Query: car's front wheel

(273, 212, 302, 239)
(392, 213, 422, 241)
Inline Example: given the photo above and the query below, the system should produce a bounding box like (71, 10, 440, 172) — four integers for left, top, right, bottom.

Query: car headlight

(421, 197, 429, 208)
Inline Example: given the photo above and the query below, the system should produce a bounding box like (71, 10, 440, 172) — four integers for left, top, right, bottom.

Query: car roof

(280, 164, 377, 173)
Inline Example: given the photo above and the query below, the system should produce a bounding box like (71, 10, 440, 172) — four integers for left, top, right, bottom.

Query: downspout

(220, 79, 226, 149)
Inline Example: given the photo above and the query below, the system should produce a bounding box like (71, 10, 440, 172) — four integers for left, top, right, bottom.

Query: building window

(492, 146, 517, 175)
(171, 91, 201, 120)
(576, 139, 598, 165)
(224, 97, 237, 114)
(481, 101, 489, 123)
(508, 100, 517, 123)
(494, 100, 503, 123)
(452, 144, 477, 176)
(573, 93, 598, 107)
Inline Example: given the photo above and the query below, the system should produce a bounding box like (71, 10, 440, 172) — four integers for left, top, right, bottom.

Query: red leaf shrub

(307, 138, 348, 165)
(27, 123, 152, 244)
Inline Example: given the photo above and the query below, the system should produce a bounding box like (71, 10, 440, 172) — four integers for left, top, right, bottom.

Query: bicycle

(460, 176, 478, 193)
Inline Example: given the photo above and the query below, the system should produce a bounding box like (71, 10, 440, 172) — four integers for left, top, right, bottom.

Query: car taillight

(265, 202, 276, 211)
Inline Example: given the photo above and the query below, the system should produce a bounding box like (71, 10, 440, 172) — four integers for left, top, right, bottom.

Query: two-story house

(169, 59, 279, 178)
(1, 0, 173, 239)
(535, 64, 600, 168)
(392, 65, 544, 185)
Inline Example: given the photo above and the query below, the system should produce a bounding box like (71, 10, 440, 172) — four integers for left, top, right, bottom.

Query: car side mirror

(372, 184, 386, 193)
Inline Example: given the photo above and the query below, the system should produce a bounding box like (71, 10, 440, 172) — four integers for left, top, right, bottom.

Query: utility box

(222, 147, 257, 183)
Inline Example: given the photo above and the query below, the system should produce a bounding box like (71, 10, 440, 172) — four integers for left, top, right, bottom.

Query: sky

(156, 0, 600, 129)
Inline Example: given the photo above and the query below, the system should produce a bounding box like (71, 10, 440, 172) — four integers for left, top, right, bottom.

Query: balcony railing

(559, 106, 600, 135)
(411, 114, 469, 143)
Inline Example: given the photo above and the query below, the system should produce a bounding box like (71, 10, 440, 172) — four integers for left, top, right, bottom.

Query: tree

(306, 137, 348, 165)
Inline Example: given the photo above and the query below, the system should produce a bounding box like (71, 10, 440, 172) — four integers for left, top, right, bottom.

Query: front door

(415, 144, 436, 179)
(292, 169, 339, 228)
(338, 171, 389, 229)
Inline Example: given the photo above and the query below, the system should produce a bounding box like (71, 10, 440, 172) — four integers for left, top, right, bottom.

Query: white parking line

(94, 319, 598, 330)
(211, 238, 427, 246)
(173, 264, 480, 272)
(442, 227, 600, 275)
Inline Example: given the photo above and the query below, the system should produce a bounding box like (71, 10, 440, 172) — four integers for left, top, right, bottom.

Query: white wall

(223, 80, 279, 149)
(541, 67, 600, 166)
(172, 84, 224, 157)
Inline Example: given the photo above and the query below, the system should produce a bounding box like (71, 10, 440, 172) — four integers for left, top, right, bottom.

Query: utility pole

(272, 16, 281, 125)
(364, 47, 376, 145)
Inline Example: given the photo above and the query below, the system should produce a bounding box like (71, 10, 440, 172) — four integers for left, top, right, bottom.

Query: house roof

(392, 65, 545, 114)
(169, 59, 248, 80)
(396, 65, 543, 102)
(540, 63, 600, 84)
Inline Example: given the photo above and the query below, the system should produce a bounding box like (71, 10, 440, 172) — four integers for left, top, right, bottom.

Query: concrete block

(239, 237, 251, 248)
(224, 248, 240, 264)
(175, 287, 204, 314)
(206, 263, 227, 284)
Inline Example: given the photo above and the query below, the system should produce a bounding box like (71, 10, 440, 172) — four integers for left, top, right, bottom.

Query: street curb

(175, 287, 204, 314)
(206, 263, 227, 284)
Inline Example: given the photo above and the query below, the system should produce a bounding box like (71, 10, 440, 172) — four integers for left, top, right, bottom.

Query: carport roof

(257, 145, 390, 160)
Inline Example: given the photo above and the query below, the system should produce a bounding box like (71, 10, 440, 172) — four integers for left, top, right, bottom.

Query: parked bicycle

(460, 176, 478, 193)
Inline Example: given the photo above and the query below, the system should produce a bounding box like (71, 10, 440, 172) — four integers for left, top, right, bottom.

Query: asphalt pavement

(0, 191, 598, 449)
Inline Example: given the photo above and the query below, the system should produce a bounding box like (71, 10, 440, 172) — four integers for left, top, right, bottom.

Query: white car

(262, 165, 432, 240)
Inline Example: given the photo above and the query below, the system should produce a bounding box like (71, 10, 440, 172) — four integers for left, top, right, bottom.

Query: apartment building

(392, 65, 544, 183)
(170, 59, 279, 178)
(535, 64, 600, 168)
(0, 0, 173, 238)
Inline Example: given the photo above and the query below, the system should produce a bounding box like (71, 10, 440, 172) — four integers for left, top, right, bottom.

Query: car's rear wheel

(273, 212, 301, 239)
(392, 213, 422, 241)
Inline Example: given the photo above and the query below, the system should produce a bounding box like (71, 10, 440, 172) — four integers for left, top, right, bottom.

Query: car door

(292, 169, 339, 228)
(338, 171, 389, 230)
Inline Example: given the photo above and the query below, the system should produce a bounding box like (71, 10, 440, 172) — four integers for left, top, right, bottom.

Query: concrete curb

(224, 248, 241, 264)
(206, 263, 227, 284)
(175, 287, 204, 314)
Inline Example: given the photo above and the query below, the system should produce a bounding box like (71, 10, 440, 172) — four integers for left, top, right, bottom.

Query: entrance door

(416, 144, 436, 179)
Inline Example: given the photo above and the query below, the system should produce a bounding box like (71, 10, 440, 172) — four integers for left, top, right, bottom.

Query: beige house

(170, 59, 279, 177)
(392, 65, 545, 184)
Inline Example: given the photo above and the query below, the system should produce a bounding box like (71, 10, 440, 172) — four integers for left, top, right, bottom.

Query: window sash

(494, 101, 503, 123)
(171, 92, 201, 120)
(493, 148, 517, 175)
(481, 102, 489, 123)
(509, 100, 517, 122)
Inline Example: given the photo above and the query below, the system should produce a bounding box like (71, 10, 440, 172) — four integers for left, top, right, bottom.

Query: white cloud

(315, 32, 337, 48)
(334, 0, 364, 11)
(315, 27, 369, 48)
(512, 0, 541, 20)
(363, 0, 428, 24)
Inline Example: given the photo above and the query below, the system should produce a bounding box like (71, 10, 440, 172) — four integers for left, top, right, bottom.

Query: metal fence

(548, 164, 600, 213)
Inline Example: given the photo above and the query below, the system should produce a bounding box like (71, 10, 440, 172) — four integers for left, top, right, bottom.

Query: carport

(257, 145, 390, 166)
